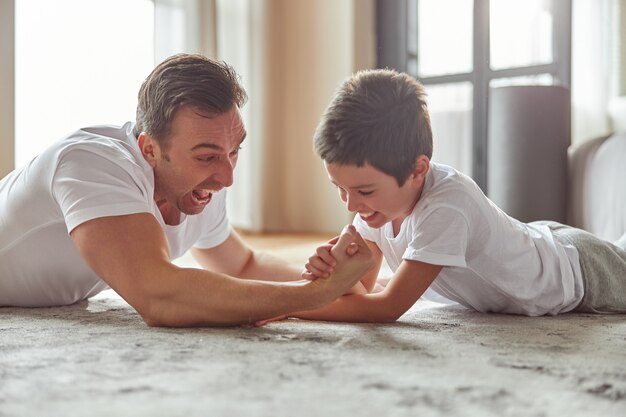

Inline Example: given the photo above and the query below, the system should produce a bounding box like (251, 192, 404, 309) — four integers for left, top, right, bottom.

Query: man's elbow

(137, 307, 192, 328)
(141, 314, 166, 328)
(134, 297, 240, 328)
(134, 299, 170, 327)
(378, 312, 402, 323)
(124, 286, 181, 327)
(135, 298, 196, 328)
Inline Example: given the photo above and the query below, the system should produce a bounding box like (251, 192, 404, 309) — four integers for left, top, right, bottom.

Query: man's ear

(411, 155, 430, 184)
(138, 132, 159, 167)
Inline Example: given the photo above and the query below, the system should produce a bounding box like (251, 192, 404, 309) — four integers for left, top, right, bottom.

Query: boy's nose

(345, 194, 361, 213)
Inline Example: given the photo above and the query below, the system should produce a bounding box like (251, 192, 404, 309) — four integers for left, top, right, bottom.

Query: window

(377, 0, 571, 190)
(14, 0, 154, 167)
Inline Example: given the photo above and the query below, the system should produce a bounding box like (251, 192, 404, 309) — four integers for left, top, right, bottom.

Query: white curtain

(571, 0, 624, 145)
(215, 0, 375, 233)
(153, 0, 216, 63)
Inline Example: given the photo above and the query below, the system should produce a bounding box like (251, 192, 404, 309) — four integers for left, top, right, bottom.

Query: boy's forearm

(293, 293, 400, 323)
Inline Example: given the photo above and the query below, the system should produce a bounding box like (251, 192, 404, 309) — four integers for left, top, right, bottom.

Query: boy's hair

(314, 69, 433, 186)
(133, 53, 247, 145)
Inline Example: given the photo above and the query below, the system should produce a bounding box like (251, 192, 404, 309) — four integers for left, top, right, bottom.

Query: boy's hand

(302, 236, 337, 280)
(313, 225, 375, 295)
(302, 235, 359, 280)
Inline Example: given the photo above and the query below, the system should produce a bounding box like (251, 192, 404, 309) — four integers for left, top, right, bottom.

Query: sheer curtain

(215, 0, 375, 233)
(153, 0, 217, 64)
(571, 0, 624, 145)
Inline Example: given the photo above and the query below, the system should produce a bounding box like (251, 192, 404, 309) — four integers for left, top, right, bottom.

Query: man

(0, 53, 373, 326)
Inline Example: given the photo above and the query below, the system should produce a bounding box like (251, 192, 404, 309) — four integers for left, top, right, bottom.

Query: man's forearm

(142, 267, 333, 327)
(236, 251, 303, 282)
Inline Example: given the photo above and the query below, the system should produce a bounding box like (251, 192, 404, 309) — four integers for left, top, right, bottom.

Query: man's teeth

(360, 212, 375, 219)
(194, 189, 217, 198)
(192, 189, 216, 201)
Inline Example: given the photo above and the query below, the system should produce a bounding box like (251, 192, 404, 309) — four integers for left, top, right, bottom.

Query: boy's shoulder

(421, 162, 482, 206)
(412, 162, 493, 230)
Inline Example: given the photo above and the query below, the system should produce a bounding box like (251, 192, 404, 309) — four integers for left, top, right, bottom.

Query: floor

(1, 233, 625, 417)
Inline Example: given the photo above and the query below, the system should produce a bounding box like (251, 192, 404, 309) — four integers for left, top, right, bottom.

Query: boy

(294, 69, 626, 322)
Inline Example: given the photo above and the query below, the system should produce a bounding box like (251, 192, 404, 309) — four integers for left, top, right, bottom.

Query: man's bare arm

(190, 231, 302, 282)
(70, 214, 374, 327)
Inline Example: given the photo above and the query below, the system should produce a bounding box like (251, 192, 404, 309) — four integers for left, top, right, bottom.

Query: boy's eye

(358, 190, 374, 196)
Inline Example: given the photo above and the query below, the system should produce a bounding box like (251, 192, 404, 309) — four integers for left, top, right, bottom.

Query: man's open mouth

(191, 189, 213, 205)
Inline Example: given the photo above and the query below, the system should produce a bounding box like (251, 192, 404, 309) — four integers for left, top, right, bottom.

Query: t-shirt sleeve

(52, 147, 153, 234)
(403, 205, 470, 268)
(193, 190, 231, 249)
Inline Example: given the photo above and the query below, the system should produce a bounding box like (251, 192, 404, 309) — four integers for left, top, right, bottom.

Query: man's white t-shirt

(0, 123, 230, 307)
(354, 162, 584, 316)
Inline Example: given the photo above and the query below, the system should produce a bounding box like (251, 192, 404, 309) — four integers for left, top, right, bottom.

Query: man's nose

(214, 158, 234, 187)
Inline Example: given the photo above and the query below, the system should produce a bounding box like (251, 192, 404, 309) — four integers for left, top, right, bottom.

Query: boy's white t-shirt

(0, 123, 230, 307)
(354, 162, 584, 316)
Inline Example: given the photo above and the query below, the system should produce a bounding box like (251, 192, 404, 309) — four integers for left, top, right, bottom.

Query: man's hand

(302, 231, 360, 280)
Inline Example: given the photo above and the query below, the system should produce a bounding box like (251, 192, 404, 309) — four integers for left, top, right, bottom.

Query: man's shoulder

(55, 122, 146, 170)
(62, 122, 136, 151)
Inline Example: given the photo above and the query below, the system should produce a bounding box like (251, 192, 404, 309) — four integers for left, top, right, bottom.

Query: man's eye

(358, 190, 374, 196)
(230, 146, 242, 156)
(198, 156, 216, 162)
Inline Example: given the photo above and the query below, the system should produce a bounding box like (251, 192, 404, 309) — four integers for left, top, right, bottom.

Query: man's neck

(157, 200, 182, 226)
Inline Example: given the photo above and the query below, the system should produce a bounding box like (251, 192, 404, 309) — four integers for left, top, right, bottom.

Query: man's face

(140, 105, 246, 216)
(325, 162, 424, 231)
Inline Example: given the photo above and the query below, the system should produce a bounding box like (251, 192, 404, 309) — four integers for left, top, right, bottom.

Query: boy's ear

(411, 155, 430, 184)
(138, 132, 160, 167)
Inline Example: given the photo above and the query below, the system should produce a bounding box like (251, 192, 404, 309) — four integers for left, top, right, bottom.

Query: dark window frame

(376, 0, 572, 191)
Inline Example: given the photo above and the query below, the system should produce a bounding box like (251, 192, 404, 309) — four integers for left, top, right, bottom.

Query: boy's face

(325, 161, 426, 230)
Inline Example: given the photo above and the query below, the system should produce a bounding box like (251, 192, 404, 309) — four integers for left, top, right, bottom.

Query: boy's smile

(325, 159, 429, 235)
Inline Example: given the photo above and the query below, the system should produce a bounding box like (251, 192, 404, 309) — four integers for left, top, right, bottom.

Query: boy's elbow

(371, 296, 404, 323)
(365, 305, 402, 323)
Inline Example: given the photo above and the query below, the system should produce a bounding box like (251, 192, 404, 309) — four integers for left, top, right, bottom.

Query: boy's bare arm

(293, 259, 443, 323)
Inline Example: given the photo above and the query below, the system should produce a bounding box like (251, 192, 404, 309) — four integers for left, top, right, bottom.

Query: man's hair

(133, 53, 247, 143)
(314, 69, 433, 186)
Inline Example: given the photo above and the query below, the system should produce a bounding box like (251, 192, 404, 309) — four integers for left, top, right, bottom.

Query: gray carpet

(1, 290, 625, 417)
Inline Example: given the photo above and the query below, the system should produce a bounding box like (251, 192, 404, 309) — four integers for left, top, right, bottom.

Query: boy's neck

(391, 183, 425, 237)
